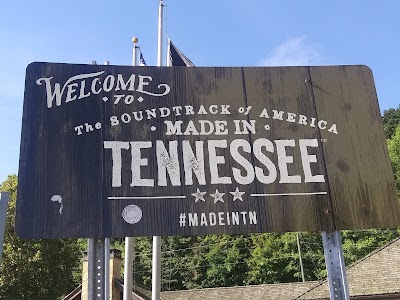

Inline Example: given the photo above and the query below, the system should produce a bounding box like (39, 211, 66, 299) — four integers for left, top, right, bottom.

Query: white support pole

(152, 236, 161, 300)
(296, 232, 305, 282)
(157, 0, 164, 67)
(123, 40, 139, 300)
(152, 2, 164, 300)
(123, 236, 134, 300)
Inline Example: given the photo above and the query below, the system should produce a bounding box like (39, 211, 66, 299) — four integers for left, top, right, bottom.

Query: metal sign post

(87, 60, 110, 300)
(0, 192, 9, 268)
(88, 239, 107, 300)
(322, 231, 350, 300)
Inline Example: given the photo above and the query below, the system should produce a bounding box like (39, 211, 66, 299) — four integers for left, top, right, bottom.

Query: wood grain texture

(309, 65, 400, 229)
(16, 63, 400, 238)
(242, 67, 334, 232)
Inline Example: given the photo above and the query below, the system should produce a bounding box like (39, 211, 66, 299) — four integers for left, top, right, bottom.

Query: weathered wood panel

(309, 65, 400, 229)
(242, 67, 335, 232)
(16, 63, 400, 238)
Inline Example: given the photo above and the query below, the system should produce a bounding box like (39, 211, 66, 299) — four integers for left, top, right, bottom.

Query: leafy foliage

(341, 229, 399, 265)
(387, 124, 400, 193)
(246, 233, 298, 284)
(382, 106, 400, 139)
(200, 235, 251, 287)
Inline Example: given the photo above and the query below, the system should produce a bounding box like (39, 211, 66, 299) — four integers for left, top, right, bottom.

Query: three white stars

(191, 187, 245, 203)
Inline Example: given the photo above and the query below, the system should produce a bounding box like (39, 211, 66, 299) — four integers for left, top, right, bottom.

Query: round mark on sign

(122, 205, 143, 224)
(151, 126, 156, 131)
(264, 125, 270, 131)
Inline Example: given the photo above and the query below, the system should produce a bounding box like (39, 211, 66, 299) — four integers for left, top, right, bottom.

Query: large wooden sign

(16, 63, 400, 238)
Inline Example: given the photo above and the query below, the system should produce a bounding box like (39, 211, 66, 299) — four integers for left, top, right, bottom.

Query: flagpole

(123, 38, 139, 300)
(157, 0, 164, 67)
(152, 2, 164, 300)
(166, 38, 171, 67)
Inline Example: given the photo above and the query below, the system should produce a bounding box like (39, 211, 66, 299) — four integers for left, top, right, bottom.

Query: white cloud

(259, 36, 325, 66)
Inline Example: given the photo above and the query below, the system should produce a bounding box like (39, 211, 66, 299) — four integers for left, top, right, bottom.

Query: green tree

(133, 237, 152, 288)
(382, 106, 400, 139)
(341, 229, 399, 265)
(0, 175, 83, 300)
(200, 235, 251, 288)
(246, 233, 309, 284)
(388, 124, 400, 193)
(295, 232, 326, 281)
(161, 236, 198, 291)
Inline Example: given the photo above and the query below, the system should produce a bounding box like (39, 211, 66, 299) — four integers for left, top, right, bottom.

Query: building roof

(114, 278, 151, 300)
(160, 282, 320, 300)
(297, 237, 400, 299)
(62, 279, 150, 300)
(62, 285, 82, 300)
(160, 237, 400, 300)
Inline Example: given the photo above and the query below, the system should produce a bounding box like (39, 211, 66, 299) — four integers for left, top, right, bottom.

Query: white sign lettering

(103, 138, 325, 187)
(36, 72, 171, 108)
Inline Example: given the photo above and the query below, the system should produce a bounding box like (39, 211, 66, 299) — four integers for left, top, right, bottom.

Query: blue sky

(1, 0, 399, 183)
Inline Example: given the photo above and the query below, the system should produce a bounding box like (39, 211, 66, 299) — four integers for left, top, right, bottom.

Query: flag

(139, 51, 147, 66)
(167, 39, 194, 67)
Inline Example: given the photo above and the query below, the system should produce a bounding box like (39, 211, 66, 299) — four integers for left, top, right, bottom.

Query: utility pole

(296, 232, 305, 282)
